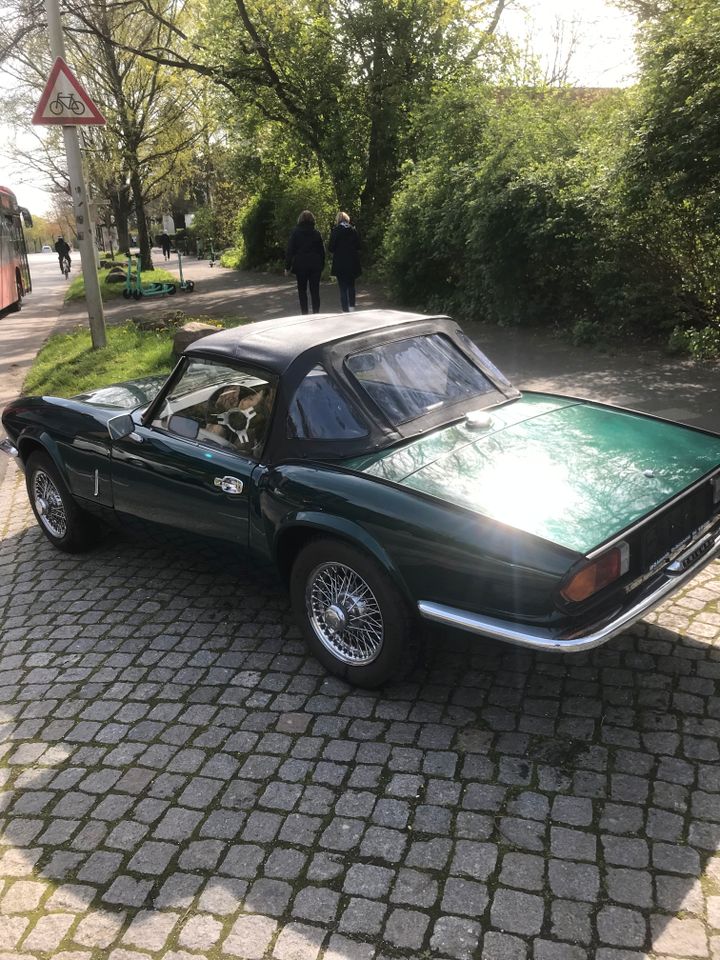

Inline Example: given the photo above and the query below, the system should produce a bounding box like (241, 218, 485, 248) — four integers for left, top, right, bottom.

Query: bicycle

(61, 255, 71, 278)
(49, 93, 86, 116)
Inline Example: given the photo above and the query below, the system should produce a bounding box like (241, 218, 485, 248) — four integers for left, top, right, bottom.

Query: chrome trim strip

(586, 468, 720, 559)
(0, 438, 19, 459)
(418, 531, 720, 653)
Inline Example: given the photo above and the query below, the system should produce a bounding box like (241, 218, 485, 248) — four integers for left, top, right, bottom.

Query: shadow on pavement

(0, 485, 718, 958)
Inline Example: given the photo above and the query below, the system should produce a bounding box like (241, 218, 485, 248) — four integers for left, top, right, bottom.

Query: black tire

(122, 288, 131, 299)
(9, 277, 23, 312)
(167, 285, 176, 295)
(25, 451, 99, 553)
(132, 290, 142, 300)
(290, 537, 416, 688)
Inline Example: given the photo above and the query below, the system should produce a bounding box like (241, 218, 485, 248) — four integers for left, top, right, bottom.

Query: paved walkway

(6, 250, 720, 438)
(1, 250, 720, 959)
(55, 255, 720, 435)
(55, 255, 393, 333)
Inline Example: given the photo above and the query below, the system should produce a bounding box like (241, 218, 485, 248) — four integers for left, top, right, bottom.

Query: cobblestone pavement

(1, 460, 720, 960)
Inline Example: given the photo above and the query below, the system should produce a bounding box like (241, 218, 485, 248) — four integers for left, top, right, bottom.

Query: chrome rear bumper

(0, 438, 19, 460)
(418, 530, 720, 652)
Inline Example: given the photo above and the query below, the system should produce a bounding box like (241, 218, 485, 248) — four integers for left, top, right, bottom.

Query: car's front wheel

(25, 452, 99, 553)
(290, 538, 415, 687)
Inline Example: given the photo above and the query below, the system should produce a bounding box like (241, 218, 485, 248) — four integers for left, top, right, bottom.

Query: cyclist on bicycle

(54, 236, 71, 275)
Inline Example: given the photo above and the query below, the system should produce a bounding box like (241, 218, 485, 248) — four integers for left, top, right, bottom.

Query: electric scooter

(177, 251, 195, 292)
(125, 255, 177, 300)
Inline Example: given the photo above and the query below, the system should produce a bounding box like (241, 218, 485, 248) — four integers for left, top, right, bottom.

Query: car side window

(288, 365, 368, 439)
(152, 358, 277, 459)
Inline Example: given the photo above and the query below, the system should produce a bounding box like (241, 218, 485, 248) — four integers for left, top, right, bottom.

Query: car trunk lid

(349, 394, 720, 554)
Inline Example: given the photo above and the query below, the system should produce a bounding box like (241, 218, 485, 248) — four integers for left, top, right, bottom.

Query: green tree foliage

(1, 0, 205, 267)
(103, 0, 508, 239)
(234, 171, 336, 268)
(622, 0, 720, 331)
(382, 1, 720, 353)
(382, 88, 626, 331)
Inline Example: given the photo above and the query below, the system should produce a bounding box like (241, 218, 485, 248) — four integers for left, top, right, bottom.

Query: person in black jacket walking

(285, 210, 325, 314)
(328, 212, 361, 312)
(159, 232, 172, 261)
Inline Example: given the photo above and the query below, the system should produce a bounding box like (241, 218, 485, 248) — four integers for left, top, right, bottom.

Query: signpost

(33, 24, 107, 349)
(32, 58, 107, 126)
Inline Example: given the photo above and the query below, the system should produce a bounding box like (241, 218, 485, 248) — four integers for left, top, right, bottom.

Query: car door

(110, 356, 276, 546)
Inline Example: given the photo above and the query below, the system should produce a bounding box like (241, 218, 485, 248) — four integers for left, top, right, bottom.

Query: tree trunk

(357, 36, 400, 248)
(358, 112, 398, 242)
(111, 186, 131, 254)
(129, 166, 154, 270)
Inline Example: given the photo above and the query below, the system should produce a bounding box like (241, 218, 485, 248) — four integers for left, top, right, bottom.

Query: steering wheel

(206, 384, 259, 445)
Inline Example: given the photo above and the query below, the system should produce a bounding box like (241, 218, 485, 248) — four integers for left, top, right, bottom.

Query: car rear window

(288, 365, 368, 440)
(346, 334, 495, 425)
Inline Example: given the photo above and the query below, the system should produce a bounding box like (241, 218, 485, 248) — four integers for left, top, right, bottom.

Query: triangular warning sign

(32, 57, 106, 126)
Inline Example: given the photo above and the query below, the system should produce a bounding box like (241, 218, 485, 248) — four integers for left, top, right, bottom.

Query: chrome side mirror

(107, 413, 135, 441)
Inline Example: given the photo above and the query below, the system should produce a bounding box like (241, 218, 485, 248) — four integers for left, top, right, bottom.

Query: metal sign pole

(43, 0, 107, 349)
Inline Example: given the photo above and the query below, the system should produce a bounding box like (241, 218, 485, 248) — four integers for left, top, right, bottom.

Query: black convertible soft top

(180, 309, 519, 462)
(185, 309, 431, 374)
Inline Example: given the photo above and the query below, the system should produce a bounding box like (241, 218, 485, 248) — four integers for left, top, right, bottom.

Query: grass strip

(24, 316, 247, 397)
(65, 266, 177, 302)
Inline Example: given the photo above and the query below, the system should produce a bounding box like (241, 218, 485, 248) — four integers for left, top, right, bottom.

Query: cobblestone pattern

(1, 460, 720, 960)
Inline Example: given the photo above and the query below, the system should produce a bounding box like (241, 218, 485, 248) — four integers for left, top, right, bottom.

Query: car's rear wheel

(25, 452, 99, 553)
(290, 538, 415, 687)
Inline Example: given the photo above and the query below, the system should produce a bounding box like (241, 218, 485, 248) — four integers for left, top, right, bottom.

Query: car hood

(348, 394, 720, 554)
(72, 375, 167, 410)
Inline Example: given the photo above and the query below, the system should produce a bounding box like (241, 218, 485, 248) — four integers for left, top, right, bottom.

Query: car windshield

(346, 334, 496, 426)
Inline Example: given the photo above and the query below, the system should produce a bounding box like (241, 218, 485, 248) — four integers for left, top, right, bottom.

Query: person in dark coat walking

(159, 232, 172, 261)
(328, 212, 361, 312)
(285, 210, 325, 314)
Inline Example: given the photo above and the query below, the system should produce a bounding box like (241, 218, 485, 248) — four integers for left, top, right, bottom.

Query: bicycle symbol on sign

(49, 92, 86, 116)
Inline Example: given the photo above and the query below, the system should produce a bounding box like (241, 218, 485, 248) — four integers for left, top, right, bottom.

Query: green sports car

(2, 310, 720, 686)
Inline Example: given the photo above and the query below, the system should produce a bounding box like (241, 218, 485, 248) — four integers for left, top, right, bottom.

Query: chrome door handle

(214, 476, 244, 495)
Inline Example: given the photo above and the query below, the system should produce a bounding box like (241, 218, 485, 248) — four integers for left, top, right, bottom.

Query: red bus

(0, 186, 32, 313)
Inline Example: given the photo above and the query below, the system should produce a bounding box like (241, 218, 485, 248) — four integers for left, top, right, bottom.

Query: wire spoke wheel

(306, 561, 384, 665)
(32, 469, 68, 540)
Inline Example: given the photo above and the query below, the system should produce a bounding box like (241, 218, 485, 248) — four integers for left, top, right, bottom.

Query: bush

(382, 159, 604, 329)
(271, 173, 338, 249)
(220, 246, 244, 269)
(668, 324, 720, 359)
(240, 195, 279, 267)
(189, 205, 224, 245)
(380, 160, 461, 311)
(229, 173, 339, 270)
(381, 84, 719, 352)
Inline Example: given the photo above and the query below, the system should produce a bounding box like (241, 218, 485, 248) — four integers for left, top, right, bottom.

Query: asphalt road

(0, 252, 70, 486)
(0, 251, 69, 409)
